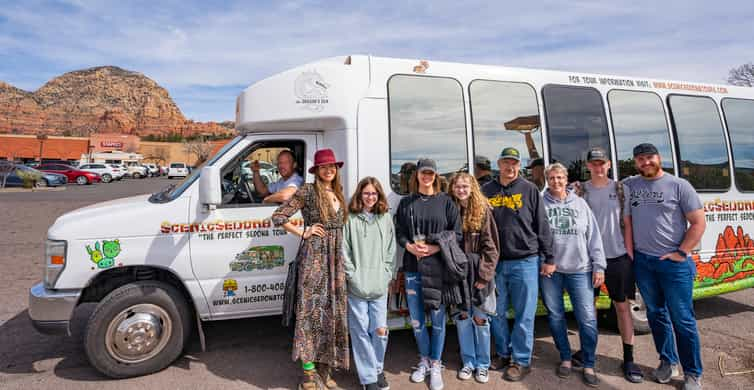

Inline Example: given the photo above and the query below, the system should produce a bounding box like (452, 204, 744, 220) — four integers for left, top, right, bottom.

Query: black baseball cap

(633, 143, 659, 157)
(526, 158, 544, 169)
(474, 155, 491, 171)
(587, 147, 609, 162)
(416, 158, 437, 173)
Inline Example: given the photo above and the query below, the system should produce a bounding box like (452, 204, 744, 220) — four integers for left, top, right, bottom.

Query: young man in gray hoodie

(540, 162, 606, 387)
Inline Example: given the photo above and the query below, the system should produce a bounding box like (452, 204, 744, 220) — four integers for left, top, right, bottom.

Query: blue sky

(1, 0, 752, 122)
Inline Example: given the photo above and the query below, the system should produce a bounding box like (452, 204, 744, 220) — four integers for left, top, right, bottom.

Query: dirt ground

(1, 178, 753, 389)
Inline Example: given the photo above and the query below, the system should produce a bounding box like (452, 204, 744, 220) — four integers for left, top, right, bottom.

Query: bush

(16, 169, 42, 188)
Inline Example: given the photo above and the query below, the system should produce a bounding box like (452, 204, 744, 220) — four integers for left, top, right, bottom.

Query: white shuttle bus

(30, 55, 754, 378)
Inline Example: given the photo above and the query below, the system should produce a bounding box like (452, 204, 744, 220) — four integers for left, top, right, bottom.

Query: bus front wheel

(84, 281, 192, 378)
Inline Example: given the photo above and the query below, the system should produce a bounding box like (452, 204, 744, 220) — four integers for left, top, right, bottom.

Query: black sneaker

(377, 372, 390, 390)
(490, 355, 511, 370)
(362, 383, 379, 390)
(653, 360, 679, 384)
(572, 350, 584, 368)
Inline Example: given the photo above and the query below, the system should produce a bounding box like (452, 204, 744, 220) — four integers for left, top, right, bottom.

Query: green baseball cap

(499, 147, 521, 161)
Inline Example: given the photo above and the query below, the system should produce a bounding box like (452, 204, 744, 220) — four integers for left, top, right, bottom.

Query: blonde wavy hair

(447, 172, 488, 232)
(313, 166, 347, 223)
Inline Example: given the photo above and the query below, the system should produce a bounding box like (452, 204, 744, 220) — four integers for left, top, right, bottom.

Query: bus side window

(387, 75, 468, 194)
(668, 95, 730, 191)
(469, 80, 544, 190)
(722, 98, 754, 192)
(542, 85, 611, 183)
(608, 90, 675, 179)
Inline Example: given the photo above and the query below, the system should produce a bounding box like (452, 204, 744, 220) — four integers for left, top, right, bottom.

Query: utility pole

(36, 134, 48, 163)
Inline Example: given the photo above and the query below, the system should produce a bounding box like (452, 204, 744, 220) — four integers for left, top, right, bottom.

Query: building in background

(0, 134, 89, 163)
(0, 133, 233, 167)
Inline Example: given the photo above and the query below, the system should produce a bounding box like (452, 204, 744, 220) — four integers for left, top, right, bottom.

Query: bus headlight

(44, 239, 67, 289)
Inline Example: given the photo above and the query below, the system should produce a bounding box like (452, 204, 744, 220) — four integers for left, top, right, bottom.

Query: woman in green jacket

(344, 177, 396, 390)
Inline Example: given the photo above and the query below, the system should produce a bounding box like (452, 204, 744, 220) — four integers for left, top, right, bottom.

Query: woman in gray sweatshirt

(540, 163, 606, 388)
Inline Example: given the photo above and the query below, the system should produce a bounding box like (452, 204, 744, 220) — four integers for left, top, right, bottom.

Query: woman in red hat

(273, 148, 348, 390)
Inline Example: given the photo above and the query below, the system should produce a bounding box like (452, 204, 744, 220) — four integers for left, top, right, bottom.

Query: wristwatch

(676, 249, 688, 258)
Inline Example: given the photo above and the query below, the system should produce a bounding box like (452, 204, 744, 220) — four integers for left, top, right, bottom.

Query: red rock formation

(698, 225, 754, 282)
(710, 226, 754, 265)
(0, 66, 234, 137)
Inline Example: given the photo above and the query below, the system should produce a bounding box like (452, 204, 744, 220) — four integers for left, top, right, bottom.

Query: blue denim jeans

(633, 251, 702, 377)
(489, 255, 540, 367)
(348, 294, 389, 385)
(404, 272, 447, 361)
(540, 271, 599, 368)
(455, 306, 491, 370)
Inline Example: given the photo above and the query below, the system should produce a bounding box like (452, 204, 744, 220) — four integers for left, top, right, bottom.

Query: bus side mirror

(199, 166, 222, 208)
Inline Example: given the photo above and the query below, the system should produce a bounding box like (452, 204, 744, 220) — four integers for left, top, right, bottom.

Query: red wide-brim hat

(308, 148, 344, 174)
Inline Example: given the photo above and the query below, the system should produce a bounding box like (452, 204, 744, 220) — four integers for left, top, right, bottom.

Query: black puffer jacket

(420, 231, 470, 310)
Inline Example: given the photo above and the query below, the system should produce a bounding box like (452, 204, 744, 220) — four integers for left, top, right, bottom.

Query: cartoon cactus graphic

(86, 240, 120, 269)
(86, 242, 106, 268)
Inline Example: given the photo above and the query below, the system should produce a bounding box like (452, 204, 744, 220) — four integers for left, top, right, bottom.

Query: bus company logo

(295, 70, 329, 112)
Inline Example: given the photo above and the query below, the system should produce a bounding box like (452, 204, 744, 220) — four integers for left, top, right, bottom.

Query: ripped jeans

(348, 294, 389, 385)
(405, 272, 447, 361)
(454, 307, 491, 370)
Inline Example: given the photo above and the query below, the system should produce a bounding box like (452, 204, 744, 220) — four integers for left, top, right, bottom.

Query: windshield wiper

(149, 184, 176, 202)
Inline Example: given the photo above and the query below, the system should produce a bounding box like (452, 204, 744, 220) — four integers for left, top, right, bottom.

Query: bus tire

(84, 281, 192, 378)
(629, 292, 651, 334)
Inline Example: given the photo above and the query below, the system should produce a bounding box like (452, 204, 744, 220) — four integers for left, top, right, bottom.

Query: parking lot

(1, 178, 753, 389)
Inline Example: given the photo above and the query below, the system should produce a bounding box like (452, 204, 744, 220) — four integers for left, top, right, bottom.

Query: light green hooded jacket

(343, 211, 396, 300)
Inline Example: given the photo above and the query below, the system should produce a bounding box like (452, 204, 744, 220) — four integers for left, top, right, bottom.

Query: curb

(0, 186, 67, 193)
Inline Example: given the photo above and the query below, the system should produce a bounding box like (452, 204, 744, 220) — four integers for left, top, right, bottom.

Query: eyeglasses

(362, 191, 379, 197)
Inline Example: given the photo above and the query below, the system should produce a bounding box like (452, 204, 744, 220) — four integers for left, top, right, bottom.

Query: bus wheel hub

(106, 304, 172, 363)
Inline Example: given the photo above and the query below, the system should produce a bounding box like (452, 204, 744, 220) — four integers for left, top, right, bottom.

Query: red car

(37, 163, 101, 185)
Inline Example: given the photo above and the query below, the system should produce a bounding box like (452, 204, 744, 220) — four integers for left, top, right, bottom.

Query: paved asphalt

(1, 177, 753, 389)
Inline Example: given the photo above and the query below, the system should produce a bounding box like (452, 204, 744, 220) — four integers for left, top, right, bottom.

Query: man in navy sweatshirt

(482, 147, 554, 382)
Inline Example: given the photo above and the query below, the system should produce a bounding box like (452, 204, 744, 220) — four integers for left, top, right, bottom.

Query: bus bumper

(28, 282, 81, 336)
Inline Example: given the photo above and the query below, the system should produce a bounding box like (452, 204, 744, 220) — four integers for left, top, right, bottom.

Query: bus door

(189, 133, 320, 319)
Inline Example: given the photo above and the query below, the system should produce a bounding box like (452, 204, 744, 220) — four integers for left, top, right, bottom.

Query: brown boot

(317, 364, 337, 389)
(299, 368, 322, 390)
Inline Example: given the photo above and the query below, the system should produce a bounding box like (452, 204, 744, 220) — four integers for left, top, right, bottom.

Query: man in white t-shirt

(252, 150, 303, 204)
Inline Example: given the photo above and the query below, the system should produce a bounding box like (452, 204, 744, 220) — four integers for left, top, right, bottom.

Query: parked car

(108, 164, 130, 178)
(78, 163, 123, 183)
(240, 160, 280, 186)
(167, 162, 189, 179)
(125, 164, 148, 179)
(105, 164, 125, 180)
(37, 163, 101, 185)
(0, 162, 67, 187)
(144, 163, 160, 177)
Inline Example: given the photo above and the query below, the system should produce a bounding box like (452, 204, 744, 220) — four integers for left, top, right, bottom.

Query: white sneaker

(475, 367, 490, 383)
(410, 357, 430, 383)
(458, 365, 473, 380)
(429, 360, 444, 390)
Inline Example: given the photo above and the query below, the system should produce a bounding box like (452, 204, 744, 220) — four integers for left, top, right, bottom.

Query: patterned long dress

(272, 183, 349, 369)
